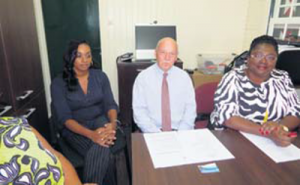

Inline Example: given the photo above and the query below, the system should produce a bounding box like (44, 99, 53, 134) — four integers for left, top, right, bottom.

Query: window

(268, 0, 300, 44)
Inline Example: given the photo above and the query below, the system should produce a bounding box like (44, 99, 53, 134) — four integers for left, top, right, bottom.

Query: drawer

(14, 91, 49, 141)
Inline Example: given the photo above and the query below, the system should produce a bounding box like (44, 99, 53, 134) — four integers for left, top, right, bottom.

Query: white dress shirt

(132, 63, 196, 133)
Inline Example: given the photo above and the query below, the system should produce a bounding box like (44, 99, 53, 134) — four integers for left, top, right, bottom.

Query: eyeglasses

(250, 52, 277, 62)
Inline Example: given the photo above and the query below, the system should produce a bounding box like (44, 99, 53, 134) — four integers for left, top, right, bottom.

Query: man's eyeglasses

(250, 52, 277, 62)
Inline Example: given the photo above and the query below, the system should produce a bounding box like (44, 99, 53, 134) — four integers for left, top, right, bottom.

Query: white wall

(33, 0, 52, 115)
(243, 0, 271, 49)
(99, 0, 271, 103)
(34, 0, 271, 111)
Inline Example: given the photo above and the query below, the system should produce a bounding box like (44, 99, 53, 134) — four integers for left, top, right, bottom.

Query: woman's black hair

(249, 35, 279, 55)
(63, 40, 90, 91)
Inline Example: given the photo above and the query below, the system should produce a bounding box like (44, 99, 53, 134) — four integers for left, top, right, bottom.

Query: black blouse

(51, 69, 118, 130)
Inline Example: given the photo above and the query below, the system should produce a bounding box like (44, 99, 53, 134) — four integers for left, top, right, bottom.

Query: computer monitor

(135, 24, 176, 60)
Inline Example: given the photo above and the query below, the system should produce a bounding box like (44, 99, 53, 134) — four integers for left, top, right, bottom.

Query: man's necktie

(161, 72, 172, 131)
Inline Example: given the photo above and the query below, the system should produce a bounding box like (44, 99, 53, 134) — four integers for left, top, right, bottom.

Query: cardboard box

(197, 54, 234, 74)
(192, 70, 223, 89)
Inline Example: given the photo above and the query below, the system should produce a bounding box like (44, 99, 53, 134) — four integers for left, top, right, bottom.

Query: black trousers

(64, 117, 116, 185)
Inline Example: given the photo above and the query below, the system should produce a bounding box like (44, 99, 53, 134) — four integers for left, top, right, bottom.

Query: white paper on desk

(143, 129, 235, 168)
(241, 132, 300, 163)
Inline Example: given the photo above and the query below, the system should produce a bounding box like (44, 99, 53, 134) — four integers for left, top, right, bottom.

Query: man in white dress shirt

(132, 37, 196, 133)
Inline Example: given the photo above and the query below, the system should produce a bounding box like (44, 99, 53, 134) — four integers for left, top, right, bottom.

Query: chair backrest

(276, 49, 300, 86)
(194, 82, 219, 129)
(195, 82, 219, 114)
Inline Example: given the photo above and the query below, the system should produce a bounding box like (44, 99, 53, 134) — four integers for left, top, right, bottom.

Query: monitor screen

(135, 24, 176, 60)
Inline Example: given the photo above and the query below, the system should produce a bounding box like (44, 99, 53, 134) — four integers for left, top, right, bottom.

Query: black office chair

(276, 49, 300, 86)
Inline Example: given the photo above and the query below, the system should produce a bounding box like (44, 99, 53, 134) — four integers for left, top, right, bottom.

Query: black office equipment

(135, 24, 176, 60)
(119, 52, 133, 62)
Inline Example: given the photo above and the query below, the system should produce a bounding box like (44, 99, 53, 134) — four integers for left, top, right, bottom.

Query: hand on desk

(259, 121, 278, 135)
(260, 123, 297, 147)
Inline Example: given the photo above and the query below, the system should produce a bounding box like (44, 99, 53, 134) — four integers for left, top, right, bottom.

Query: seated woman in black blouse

(51, 40, 118, 185)
(210, 35, 300, 147)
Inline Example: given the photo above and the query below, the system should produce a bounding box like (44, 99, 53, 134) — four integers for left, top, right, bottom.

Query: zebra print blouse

(210, 65, 300, 129)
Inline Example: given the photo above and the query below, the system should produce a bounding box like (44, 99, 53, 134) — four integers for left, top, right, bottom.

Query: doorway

(42, 0, 101, 78)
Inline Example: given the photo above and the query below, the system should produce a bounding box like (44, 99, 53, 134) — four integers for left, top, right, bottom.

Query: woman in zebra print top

(210, 35, 300, 147)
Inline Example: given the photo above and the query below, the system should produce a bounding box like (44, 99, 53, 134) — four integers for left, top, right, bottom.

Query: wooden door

(42, 0, 102, 78)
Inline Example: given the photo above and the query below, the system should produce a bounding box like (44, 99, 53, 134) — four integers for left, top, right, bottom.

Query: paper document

(144, 129, 235, 168)
(241, 132, 300, 163)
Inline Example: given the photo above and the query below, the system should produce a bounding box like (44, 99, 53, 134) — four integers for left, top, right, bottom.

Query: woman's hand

(89, 128, 110, 147)
(89, 125, 116, 147)
(260, 121, 278, 135)
(268, 125, 296, 147)
(103, 122, 117, 146)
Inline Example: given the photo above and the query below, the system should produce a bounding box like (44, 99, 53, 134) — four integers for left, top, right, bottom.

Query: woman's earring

(90, 61, 94, 67)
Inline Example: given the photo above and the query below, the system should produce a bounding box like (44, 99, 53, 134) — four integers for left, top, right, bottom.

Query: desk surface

(132, 129, 300, 185)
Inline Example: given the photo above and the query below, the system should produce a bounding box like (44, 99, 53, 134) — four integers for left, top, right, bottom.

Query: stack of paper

(144, 129, 235, 168)
(241, 132, 300, 163)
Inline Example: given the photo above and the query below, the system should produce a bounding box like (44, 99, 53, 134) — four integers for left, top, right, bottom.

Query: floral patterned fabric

(0, 117, 64, 185)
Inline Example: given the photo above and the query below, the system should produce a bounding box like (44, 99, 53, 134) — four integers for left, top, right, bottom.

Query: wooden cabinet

(0, 24, 12, 115)
(14, 91, 49, 140)
(0, 0, 44, 109)
(0, 0, 49, 140)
